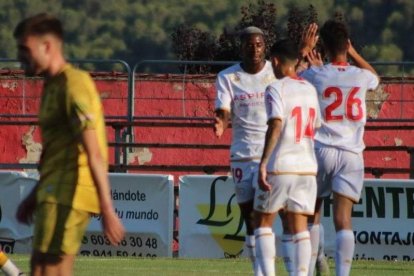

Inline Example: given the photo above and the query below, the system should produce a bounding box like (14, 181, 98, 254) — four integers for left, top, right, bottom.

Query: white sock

(245, 235, 256, 269)
(293, 231, 311, 276)
(255, 227, 275, 276)
(281, 234, 295, 275)
(336, 230, 355, 276)
(308, 224, 320, 276)
(317, 223, 326, 262)
(1, 259, 22, 276)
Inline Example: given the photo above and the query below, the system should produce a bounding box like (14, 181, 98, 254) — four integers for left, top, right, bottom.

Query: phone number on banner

(80, 233, 159, 257)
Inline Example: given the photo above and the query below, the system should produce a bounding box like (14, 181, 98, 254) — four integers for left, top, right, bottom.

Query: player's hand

(102, 210, 125, 245)
(300, 23, 319, 57)
(16, 191, 36, 225)
(306, 50, 323, 67)
(258, 165, 271, 191)
(214, 117, 224, 138)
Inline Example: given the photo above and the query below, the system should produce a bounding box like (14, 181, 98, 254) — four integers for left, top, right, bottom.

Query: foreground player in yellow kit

(14, 13, 124, 276)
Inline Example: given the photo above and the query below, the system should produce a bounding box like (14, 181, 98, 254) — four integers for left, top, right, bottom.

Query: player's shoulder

(267, 77, 284, 91)
(217, 63, 242, 78)
(349, 65, 377, 77)
(63, 64, 96, 95)
(300, 65, 325, 79)
(63, 64, 95, 90)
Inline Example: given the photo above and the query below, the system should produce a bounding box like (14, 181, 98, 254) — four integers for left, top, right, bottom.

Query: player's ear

(40, 37, 51, 55)
(345, 39, 351, 51)
(270, 56, 278, 68)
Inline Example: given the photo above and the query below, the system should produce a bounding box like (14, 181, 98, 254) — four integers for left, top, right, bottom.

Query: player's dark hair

(269, 39, 298, 63)
(14, 13, 63, 40)
(320, 20, 349, 56)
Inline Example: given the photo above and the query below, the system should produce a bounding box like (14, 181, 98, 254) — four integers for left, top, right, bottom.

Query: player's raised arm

(299, 23, 319, 59)
(347, 40, 379, 78)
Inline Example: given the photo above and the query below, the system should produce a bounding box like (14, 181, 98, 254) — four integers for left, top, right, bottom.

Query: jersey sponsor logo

(234, 92, 265, 102)
(196, 176, 245, 258)
(229, 74, 240, 83)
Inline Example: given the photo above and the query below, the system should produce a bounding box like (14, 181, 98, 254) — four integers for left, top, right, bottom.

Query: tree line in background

(0, 0, 412, 74)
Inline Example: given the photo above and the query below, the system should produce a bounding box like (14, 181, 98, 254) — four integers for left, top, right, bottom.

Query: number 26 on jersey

(324, 86, 363, 122)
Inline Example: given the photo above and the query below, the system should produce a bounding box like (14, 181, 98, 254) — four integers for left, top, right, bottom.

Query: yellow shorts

(33, 202, 90, 255)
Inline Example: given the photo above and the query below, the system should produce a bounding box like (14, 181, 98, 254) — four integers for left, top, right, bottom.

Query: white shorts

(253, 174, 316, 214)
(230, 160, 259, 203)
(316, 147, 364, 202)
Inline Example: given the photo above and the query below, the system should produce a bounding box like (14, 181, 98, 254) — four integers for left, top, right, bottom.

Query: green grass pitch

(10, 255, 414, 275)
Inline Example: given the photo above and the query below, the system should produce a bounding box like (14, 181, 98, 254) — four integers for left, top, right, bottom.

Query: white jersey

(265, 76, 321, 174)
(300, 62, 379, 153)
(215, 61, 275, 161)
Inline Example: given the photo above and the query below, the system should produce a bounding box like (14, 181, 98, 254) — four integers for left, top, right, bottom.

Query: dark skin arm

(214, 109, 230, 138)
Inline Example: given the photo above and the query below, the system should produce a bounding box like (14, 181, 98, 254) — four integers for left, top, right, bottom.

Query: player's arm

(299, 23, 319, 59)
(258, 118, 282, 191)
(214, 108, 230, 138)
(347, 40, 379, 77)
(81, 129, 125, 245)
(297, 23, 322, 72)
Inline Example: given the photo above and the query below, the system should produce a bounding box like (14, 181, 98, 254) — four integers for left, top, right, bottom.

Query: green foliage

(171, 1, 318, 73)
(0, 0, 412, 74)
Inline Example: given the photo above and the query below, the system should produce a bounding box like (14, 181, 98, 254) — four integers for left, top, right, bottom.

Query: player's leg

(333, 193, 355, 276)
(288, 175, 317, 276)
(0, 250, 23, 276)
(279, 210, 295, 276)
(315, 223, 330, 276)
(238, 200, 256, 265)
(254, 211, 277, 276)
(31, 252, 76, 276)
(308, 147, 334, 276)
(31, 202, 90, 276)
(332, 150, 364, 276)
(253, 174, 288, 276)
(231, 161, 257, 269)
(290, 212, 311, 276)
(307, 198, 323, 276)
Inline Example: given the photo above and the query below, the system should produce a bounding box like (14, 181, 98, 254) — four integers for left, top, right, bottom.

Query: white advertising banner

(80, 173, 174, 257)
(0, 171, 37, 253)
(179, 175, 246, 258)
(179, 175, 286, 258)
(179, 175, 414, 261)
(320, 179, 414, 261)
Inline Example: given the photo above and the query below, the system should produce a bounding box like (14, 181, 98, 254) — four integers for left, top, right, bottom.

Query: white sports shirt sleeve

(301, 63, 379, 153)
(264, 77, 319, 174)
(215, 61, 276, 161)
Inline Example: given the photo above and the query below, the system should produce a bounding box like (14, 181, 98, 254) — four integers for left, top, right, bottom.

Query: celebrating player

(254, 38, 321, 276)
(301, 20, 379, 276)
(14, 13, 124, 275)
(214, 26, 276, 271)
